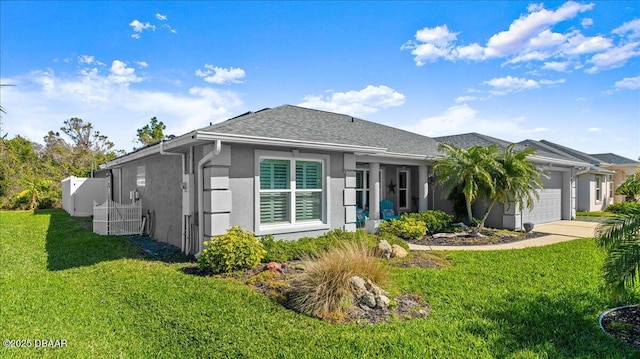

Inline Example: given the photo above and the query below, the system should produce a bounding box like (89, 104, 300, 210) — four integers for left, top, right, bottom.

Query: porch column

(370, 162, 380, 219)
(418, 165, 429, 212)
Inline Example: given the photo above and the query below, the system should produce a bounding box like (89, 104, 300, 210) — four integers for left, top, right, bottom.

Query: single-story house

(589, 153, 640, 204)
(528, 140, 619, 212)
(99, 105, 449, 255)
(98, 106, 598, 255)
(434, 133, 591, 228)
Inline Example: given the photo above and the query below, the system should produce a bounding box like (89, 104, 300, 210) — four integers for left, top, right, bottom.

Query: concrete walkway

(409, 220, 600, 251)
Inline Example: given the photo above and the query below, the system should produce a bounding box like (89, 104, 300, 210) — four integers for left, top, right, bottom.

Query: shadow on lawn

(40, 209, 189, 271)
(476, 291, 636, 357)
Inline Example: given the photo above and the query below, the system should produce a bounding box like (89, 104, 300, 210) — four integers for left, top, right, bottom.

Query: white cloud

(542, 61, 570, 72)
(1, 65, 243, 151)
(484, 1, 594, 58)
(135, 61, 148, 68)
(587, 127, 602, 132)
(454, 96, 477, 103)
(539, 79, 566, 85)
(485, 76, 540, 92)
(107, 60, 143, 84)
(129, 19, 155, 38)
(615, 75, 640, 90)
(401, 104, 542, 138)
(298, 85, 405, 117)
(401, 25, 458, 65)
(129, 16, 176, 38)
(586, 42, 640, 73)
(401, 1, 639, 75)
(195, 65, 246, 84)
(613, 18, 640, 39)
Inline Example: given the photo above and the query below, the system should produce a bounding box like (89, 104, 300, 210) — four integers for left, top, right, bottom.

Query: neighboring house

(530, 140, 617, 212)
(99, 105, 444, 255)
(434, 133, 591, 228)
(589, 153, 640, 204)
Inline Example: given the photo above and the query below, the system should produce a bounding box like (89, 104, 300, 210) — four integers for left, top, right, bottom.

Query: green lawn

(1, 210, 638, 358)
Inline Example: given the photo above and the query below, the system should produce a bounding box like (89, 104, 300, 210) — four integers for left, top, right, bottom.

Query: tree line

(0, 116, 167, 210)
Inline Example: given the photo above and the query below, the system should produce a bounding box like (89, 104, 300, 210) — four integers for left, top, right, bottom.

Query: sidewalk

(409, 220, 600, 251)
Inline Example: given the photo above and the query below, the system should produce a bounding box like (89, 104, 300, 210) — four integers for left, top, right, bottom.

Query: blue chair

(355, 206, 369, 228)
(380, 199, 400, 220)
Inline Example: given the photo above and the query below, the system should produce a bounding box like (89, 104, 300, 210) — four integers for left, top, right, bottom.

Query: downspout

(159, 141, 186, 251)
(196, 140, 222, 258)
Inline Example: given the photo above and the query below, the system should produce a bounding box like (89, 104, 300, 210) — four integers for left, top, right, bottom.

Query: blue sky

(1, 1, 638, 159)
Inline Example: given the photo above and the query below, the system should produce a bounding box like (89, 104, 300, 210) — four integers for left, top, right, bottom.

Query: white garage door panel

(522, 188, 562, 225)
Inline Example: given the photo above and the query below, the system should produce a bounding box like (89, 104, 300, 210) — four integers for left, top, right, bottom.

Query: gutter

(159, 141, 187, 252)
(196, 140, 222, 258)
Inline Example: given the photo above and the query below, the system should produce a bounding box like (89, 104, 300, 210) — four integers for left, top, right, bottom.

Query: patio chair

(380, 199, 400, 220)
(355, 206, 369, 228)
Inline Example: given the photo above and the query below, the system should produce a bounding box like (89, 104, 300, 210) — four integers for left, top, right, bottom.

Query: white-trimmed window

(355, 170, 370, 210)
(256, 151, 329, 234)
(595, 175, 602, 202)
(398, 169, 410, 211)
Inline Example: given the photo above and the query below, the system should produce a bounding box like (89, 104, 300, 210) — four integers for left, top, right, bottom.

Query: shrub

(198, 226, 266, 274)
(576, 211, 617, 218)
(379, 215, 427, 240)
(260, 229, 409, 262)
(405, 210, 453, 233)
(287, 241, 388, 319)
(605, 202, 640, 215)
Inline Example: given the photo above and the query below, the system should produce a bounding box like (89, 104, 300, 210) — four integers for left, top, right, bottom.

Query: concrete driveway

(409, 220, 600, 251)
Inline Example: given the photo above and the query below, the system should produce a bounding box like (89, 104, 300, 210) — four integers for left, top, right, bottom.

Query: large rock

(360, 292, 377, 308)
(391, 244, 408, 258)
(350, 276, 368, 299)
(365, 279, 387, 296)
(375, 294, 390, 310)
(377, 240, 392, 259)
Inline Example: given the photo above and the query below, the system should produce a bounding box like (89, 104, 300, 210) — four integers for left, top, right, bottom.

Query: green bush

(404, 210, 453, 233)
(198, 226, 266, 274)
(260, 229, 409, 262)
(379, 215, 427, 240)
(576, 211, 617, 218)
(605, 202, 640, 215)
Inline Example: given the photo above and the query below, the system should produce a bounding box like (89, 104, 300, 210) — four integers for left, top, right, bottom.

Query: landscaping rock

(263, 262, 287, 272)
(365, 279, 387, 296)
(350, 276, 368, 299)
(360, 292, 377, 308)
(391, 244, 408, 258)
(375, 295, 390, 310)
(377, 240, 392, 259)
(432, 233, 457, 239)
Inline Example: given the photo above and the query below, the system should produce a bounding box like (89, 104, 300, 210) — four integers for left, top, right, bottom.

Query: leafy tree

(478, 144, 545, 227)
(136, 117, 166, 147)
(596, 206, 640, 300)
(434, 144, 500, 225)
(16, 177, 55, 210)
(615, 172, 640, 202)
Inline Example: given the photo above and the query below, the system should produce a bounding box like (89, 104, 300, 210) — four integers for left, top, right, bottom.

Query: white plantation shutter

(258, 157, 324, 226)
(260, 159, 291, 224)
(295, 161, 322, 221)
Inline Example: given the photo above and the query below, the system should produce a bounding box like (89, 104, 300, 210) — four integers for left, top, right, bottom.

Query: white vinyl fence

(93, 200, 143, 236)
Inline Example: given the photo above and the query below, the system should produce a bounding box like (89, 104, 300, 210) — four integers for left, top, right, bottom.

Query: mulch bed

(408, 228, 549, 246)
(600, 305, 640, 350)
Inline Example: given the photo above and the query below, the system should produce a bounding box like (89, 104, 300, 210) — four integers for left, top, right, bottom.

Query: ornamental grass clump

(287, 240, 388, 320)
(198, 226, 266, 274)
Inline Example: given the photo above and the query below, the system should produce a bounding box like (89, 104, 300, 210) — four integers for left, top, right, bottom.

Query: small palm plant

(595, 206, 640, 300)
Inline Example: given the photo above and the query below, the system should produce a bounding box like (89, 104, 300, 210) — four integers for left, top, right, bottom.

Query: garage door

(522, 172, 562, 225)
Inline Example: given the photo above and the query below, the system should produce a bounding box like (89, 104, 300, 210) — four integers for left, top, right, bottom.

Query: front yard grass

(1, 209, 638, 358)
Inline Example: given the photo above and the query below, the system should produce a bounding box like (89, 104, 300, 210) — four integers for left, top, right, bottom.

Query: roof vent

(351, 117, 354, 122)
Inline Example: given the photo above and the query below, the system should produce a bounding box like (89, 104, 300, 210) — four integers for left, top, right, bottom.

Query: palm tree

(434, 143, 500, 225)
(478, 144, 545, 227)
(595, 208, 640, 300)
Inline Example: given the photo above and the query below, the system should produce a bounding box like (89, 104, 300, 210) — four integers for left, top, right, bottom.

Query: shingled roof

(590, 153, 640, 166)
(199, 105, 442, 158)
(434, 133, 573, 162)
